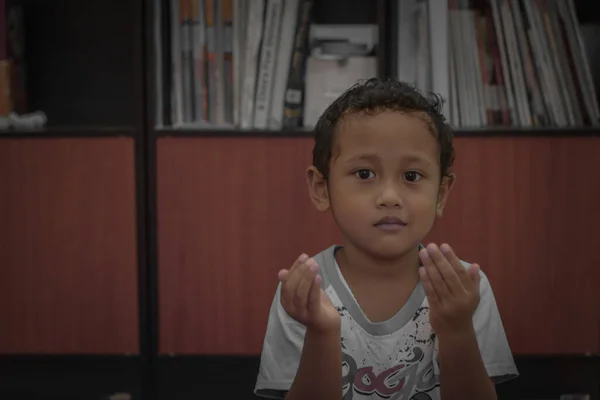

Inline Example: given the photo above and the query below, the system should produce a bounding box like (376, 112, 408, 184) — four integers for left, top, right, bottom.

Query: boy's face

(307, 110, 454, 260)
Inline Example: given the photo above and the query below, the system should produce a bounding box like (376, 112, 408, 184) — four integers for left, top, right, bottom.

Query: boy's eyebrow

(344, 153, 435, 168)
(343, 154, 381, 163)
(401, 154, 436, 167)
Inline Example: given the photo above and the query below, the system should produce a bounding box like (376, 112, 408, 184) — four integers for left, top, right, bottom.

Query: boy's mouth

(374, 216, 407, 231)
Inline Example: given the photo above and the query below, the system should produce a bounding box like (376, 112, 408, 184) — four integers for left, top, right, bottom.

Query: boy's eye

(404, 171, 422, 182)
(355, 169, 375, 180)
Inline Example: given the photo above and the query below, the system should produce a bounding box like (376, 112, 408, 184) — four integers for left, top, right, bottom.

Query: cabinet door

(0, 137, 139, 354)
(427, 137, 600, 354)
(157, 136, 600, 355)
(157, 137, 340, 354)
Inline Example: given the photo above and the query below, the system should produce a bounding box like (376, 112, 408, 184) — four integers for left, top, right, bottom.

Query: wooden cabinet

(156, 137, 341, 355)
(427, 137, 600, 354)
(0, 137, 139, 354)
(157, 136, 600, 355)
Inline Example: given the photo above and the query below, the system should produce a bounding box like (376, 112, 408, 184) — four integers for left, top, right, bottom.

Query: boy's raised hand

(278, 254, 341, 334)
(418, 243, 481, 336)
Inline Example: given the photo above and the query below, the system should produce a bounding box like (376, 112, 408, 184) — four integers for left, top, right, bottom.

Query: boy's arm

(419, 244, 498, 400)
(285, 327, 342, 400)
(437, 326, 496, 400)
(280, 257, 342, 399)
(254, 255, 342, 399)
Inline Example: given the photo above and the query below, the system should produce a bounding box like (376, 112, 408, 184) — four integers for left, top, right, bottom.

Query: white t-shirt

(255, 245, 519, 399)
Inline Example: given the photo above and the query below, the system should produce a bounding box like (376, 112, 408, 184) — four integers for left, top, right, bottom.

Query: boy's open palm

(418, 243, 481, 336)
(278, 255, 341, 333)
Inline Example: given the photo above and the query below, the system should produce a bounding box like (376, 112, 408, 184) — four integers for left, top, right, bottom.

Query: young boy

(254, 78, 518, 399)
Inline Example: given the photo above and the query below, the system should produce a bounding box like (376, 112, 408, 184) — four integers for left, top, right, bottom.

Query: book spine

(282, 0, 313, 130)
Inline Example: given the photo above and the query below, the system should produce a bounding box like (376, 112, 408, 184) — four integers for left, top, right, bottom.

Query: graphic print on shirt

(339, 306, 440, 400)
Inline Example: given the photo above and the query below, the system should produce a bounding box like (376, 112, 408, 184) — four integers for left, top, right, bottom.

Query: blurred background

(0, 0, 598, 399)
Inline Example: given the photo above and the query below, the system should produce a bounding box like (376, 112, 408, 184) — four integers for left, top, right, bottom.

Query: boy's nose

(377, 184, 403, 208)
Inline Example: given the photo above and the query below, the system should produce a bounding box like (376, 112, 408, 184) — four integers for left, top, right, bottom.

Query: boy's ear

(436, 173, 456, 217)
(306, 165, 330, 212)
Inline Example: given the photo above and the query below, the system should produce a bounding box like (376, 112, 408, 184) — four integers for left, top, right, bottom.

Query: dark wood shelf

(154, 126, 600, 138)
(155, 127, 313, 138)
(453, 126, 600, 137)
(513, 353, 600, 359)
(0, 126, 137, 139)
(3, 126, 597, 139)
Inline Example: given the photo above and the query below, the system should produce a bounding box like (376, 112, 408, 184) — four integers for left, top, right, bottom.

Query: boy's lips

(374, 216, 407, 231)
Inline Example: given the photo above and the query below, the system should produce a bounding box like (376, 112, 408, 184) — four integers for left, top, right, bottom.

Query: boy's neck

(336, 243, 421, 282)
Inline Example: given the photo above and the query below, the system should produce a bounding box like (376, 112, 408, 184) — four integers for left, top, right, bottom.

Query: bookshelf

(148, 0, 600, 135)
(151, 0, 600, 367)
(0, 0, 599, 399)
(0, 0, 144, 359)
(0, 0, 144, 134)
(0, 0, 596, 135)
(154, 126, 600, 138)
(0, 1, 146, 398)
(0, 126, 137, 138)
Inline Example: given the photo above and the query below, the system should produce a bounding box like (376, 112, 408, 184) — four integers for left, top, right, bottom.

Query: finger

(307, 272, 323, 313)
(279, 253, 308, 285)
(278, 269, 289, 282)
(294, 259, 318, 311)
(282, 260, 306, 308)
(440, 243, 472, 289)
(289, 253, 309, 274)
(427, 243, 464, 297)
(419, 246, 452, 300)
(468, 263, 481, 288)
(419, 266, 440, 307)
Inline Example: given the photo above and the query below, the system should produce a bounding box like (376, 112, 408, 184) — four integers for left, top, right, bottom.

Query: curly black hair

(312, 77, 455, 181)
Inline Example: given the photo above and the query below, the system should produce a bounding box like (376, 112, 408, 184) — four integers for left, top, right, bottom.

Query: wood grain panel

(157, 136, 600, 355)
(0, 137, 139, 354)
(157, 137, 341, 355)
(428, 137, 600, 354)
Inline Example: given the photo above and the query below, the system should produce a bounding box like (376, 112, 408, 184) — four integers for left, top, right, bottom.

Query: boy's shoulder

(311, 244, 493, 307)
(311, 244, 488, 279)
